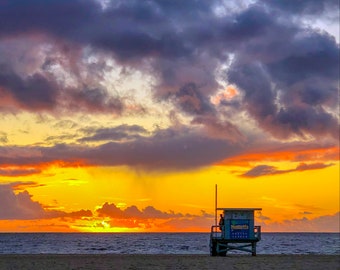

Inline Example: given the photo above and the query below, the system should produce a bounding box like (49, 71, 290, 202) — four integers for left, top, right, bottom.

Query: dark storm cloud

(242, 162, 334, 178)
(0, 0, 205, 60)
(0, 66, 59, 111)
(79, 124, 148, 142)
(228, 62, 276, 120)
(262, 0, 339, 15)
(268, 32, 339, 83)
(0, 67, 125, 114)
(72, 127, 236, 170)
(172, 83, 214, 116)
(0, 127, 238, 171)
(0, 0, 338, 150)
(0, 124, 337, 172)
(228, 60, 339, 140)
(223, 3, 339, 141)
(295, 162, 334, 171)
(242, 165, 278, 177)
(0, 0, 100, 39)
(85, 133, 230, 170)
(67, 87, 124, 114)
(227, 18, 339, 140)
(191, 114, 244, 142)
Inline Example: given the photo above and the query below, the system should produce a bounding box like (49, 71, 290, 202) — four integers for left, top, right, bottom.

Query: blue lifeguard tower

(210, 186, 262, 256)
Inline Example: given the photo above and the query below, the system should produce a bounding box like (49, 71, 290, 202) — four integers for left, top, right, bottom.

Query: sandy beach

(0, 254, 338, 270)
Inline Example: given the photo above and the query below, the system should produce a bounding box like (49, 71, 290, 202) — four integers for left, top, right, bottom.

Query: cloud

(0, 132, 8, 144)
(262, 0, 339, 15)
(0, 67, 60, 111)
(0, 0, 337, 126)
(300, 211, 313, 215)
(53, 120, 79, 130)
(64, 209, 93, 219)
(8, 181, 45, 190)
(0, 126, 241, 171)
(219, 143, 339, 167)
(192, 115, 244, 142)
(242, 165, 279, 178)
(0, 0, 338, 170)
(242, 162, 334, 178)
(95, 202, 214, 231)
(227, 31, 339, 140)
(66, 87, 124, 114)
(262, 212, 340, 232)
(0, 125, 338, 172)
(1, 181, 337, 232)
(79, 124, 149, 142)
(0, 184, 48, 220)
(0, 183, 92, 220)
(295, 162, 334, 171)
(97, 202, 184, 220)
(171, 83, 214, 116)
(0, 167, 41, 177)
(0, 63, 126, 115)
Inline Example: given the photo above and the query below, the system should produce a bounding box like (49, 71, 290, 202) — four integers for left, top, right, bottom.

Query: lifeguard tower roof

(216, 208, 262, 211)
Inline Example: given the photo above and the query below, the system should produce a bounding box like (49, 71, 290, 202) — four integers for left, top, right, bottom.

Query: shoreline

(0, 254, 339, 270)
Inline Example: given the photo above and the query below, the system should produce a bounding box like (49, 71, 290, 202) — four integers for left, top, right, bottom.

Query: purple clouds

(0, 0, 338, 172)
(0, 183, 92, 220)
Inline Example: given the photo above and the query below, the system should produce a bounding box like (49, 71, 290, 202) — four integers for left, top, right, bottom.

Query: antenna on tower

(215, 184, 217, 227)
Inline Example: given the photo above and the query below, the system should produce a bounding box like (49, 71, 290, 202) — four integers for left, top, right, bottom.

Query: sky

(0, 0, 339, 233)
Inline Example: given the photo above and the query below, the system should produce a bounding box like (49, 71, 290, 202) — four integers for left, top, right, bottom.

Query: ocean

(0, 233, 338, 255)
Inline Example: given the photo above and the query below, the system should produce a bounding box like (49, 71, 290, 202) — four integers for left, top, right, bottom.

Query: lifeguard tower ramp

(210, 208, 262, 256)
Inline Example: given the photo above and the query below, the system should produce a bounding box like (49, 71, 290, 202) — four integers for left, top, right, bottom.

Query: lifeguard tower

(210, 186, 262, 256)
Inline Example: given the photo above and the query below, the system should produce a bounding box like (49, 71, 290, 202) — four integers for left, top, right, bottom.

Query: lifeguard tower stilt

(210, 186, 262, 256)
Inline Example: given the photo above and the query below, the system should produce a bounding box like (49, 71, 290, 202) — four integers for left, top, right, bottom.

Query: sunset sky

(0, 0, 339, 233)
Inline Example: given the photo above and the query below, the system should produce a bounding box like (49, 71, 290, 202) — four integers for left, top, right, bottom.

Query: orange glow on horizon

(216, 146, 339, 167)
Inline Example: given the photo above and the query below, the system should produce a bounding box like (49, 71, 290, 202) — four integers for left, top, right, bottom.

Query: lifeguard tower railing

(210, 208, 262, 256)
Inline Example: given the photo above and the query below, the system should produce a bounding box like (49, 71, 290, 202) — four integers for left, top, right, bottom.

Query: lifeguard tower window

(210, 208, 262, 256)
